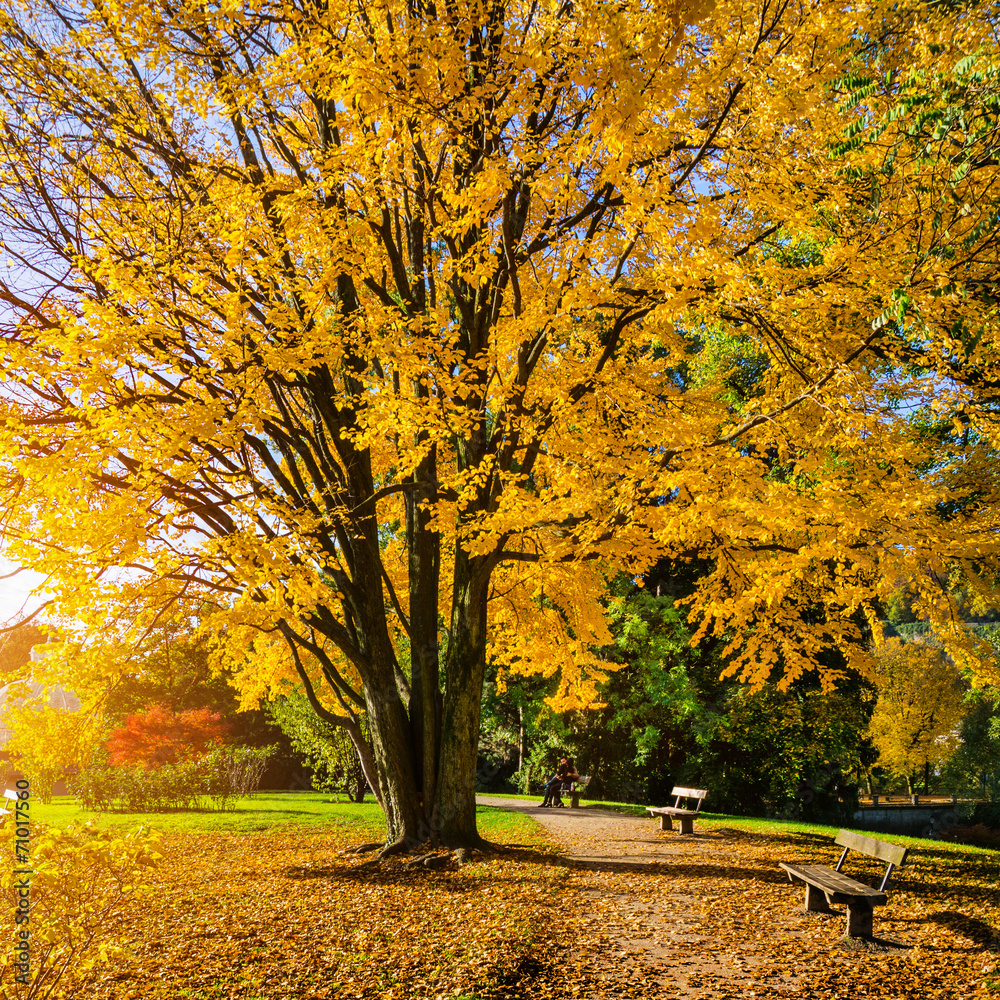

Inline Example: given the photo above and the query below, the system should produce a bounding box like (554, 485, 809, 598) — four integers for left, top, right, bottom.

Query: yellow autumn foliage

(0, 695, 105, 805)
(0, 0, 996, 842)
(0, 821, 164, 1000)
(868, 638, 967, 788)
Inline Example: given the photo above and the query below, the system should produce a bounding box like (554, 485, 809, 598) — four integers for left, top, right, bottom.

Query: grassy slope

(482, 792, 1000, 858)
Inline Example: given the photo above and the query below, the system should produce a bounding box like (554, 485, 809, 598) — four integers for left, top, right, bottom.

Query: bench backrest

(0, 789, 17, 824)
(835, 830, 907, 866)
(671, 786, 708, 811)
(835, 830, 907, 891)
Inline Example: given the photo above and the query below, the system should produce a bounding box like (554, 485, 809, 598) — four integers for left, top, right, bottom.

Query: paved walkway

(477, 796, 801, 997)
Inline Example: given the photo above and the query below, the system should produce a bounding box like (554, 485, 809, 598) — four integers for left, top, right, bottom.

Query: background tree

(268, 692, 371, 801)
(106, 703, 230, 769)
(943, 689, 1000, 799)
(868, 638, 967, 793)
(0, 620, 46, 679)
(478, 673, 552, 793)
(0, 691, 105, 803)
(1, 1, 999, 848)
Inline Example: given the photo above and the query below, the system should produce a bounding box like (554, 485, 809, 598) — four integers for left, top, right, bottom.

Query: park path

(476, 795, 803, 998)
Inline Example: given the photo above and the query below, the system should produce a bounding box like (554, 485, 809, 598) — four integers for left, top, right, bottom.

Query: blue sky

(0, 559, 46, 627)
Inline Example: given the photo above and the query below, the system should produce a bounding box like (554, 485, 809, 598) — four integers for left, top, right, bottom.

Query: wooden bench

(0, 788, 19, 827)
(646, 786, 708, 835)
(559, 775, 590, 809)
(779, 830, 908, 938)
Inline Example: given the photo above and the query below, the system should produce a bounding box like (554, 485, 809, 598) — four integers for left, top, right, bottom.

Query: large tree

(0, 0, 999, 848)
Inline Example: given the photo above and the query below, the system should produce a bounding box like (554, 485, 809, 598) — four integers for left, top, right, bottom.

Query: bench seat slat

(779, 862, 888, 906)
(646, 806, 700, 818)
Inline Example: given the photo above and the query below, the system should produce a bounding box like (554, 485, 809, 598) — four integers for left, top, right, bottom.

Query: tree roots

(351, 838, 489, 869)
(341, 842, 383, 855)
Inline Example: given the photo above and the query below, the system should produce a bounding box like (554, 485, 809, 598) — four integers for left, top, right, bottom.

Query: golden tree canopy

(868, 638, 966, 782)
(0, 0, 998, 842)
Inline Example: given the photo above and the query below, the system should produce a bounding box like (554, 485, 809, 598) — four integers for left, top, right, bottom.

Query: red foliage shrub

(106, 703, 230, 768)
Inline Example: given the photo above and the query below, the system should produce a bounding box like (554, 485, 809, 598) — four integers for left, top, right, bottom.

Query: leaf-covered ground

(71, 806, 565, 1000)
(489, 799, 1000, 999)
(54, 800, 999, 998)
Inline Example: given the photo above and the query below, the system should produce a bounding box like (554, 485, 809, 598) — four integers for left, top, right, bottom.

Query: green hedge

(70, 745, 273, 812)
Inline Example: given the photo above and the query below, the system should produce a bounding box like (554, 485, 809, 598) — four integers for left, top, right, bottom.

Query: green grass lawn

(31, 791, 384, 835)
(480, 792, 1000, 857)
(30, 788, 998, 860)
(30, 790, 544, 844)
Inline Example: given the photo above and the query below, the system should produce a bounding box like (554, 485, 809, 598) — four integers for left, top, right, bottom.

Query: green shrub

(199, 745, 271, 811)
(69, 746, 273, 812)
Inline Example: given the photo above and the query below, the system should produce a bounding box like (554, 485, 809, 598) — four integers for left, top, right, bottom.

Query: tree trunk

(436, 681, 486, 846)
(435, 555, 490, 848)
(518, 706, 526, 773)
(364, 669, 424, 845)
(346, 471, 430, 848)
(406, 442, 442, 823)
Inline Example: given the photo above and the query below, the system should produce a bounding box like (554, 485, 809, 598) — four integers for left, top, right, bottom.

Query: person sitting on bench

(556, 757, 580, 808)
(540, 757, 570, 807)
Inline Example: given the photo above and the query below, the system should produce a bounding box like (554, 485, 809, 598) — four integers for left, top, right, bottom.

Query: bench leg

(659, 814, 673, 831)
(845, 902, 874, 938)
(678, 815, 694, 835)
(804, 884, 833, 913)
